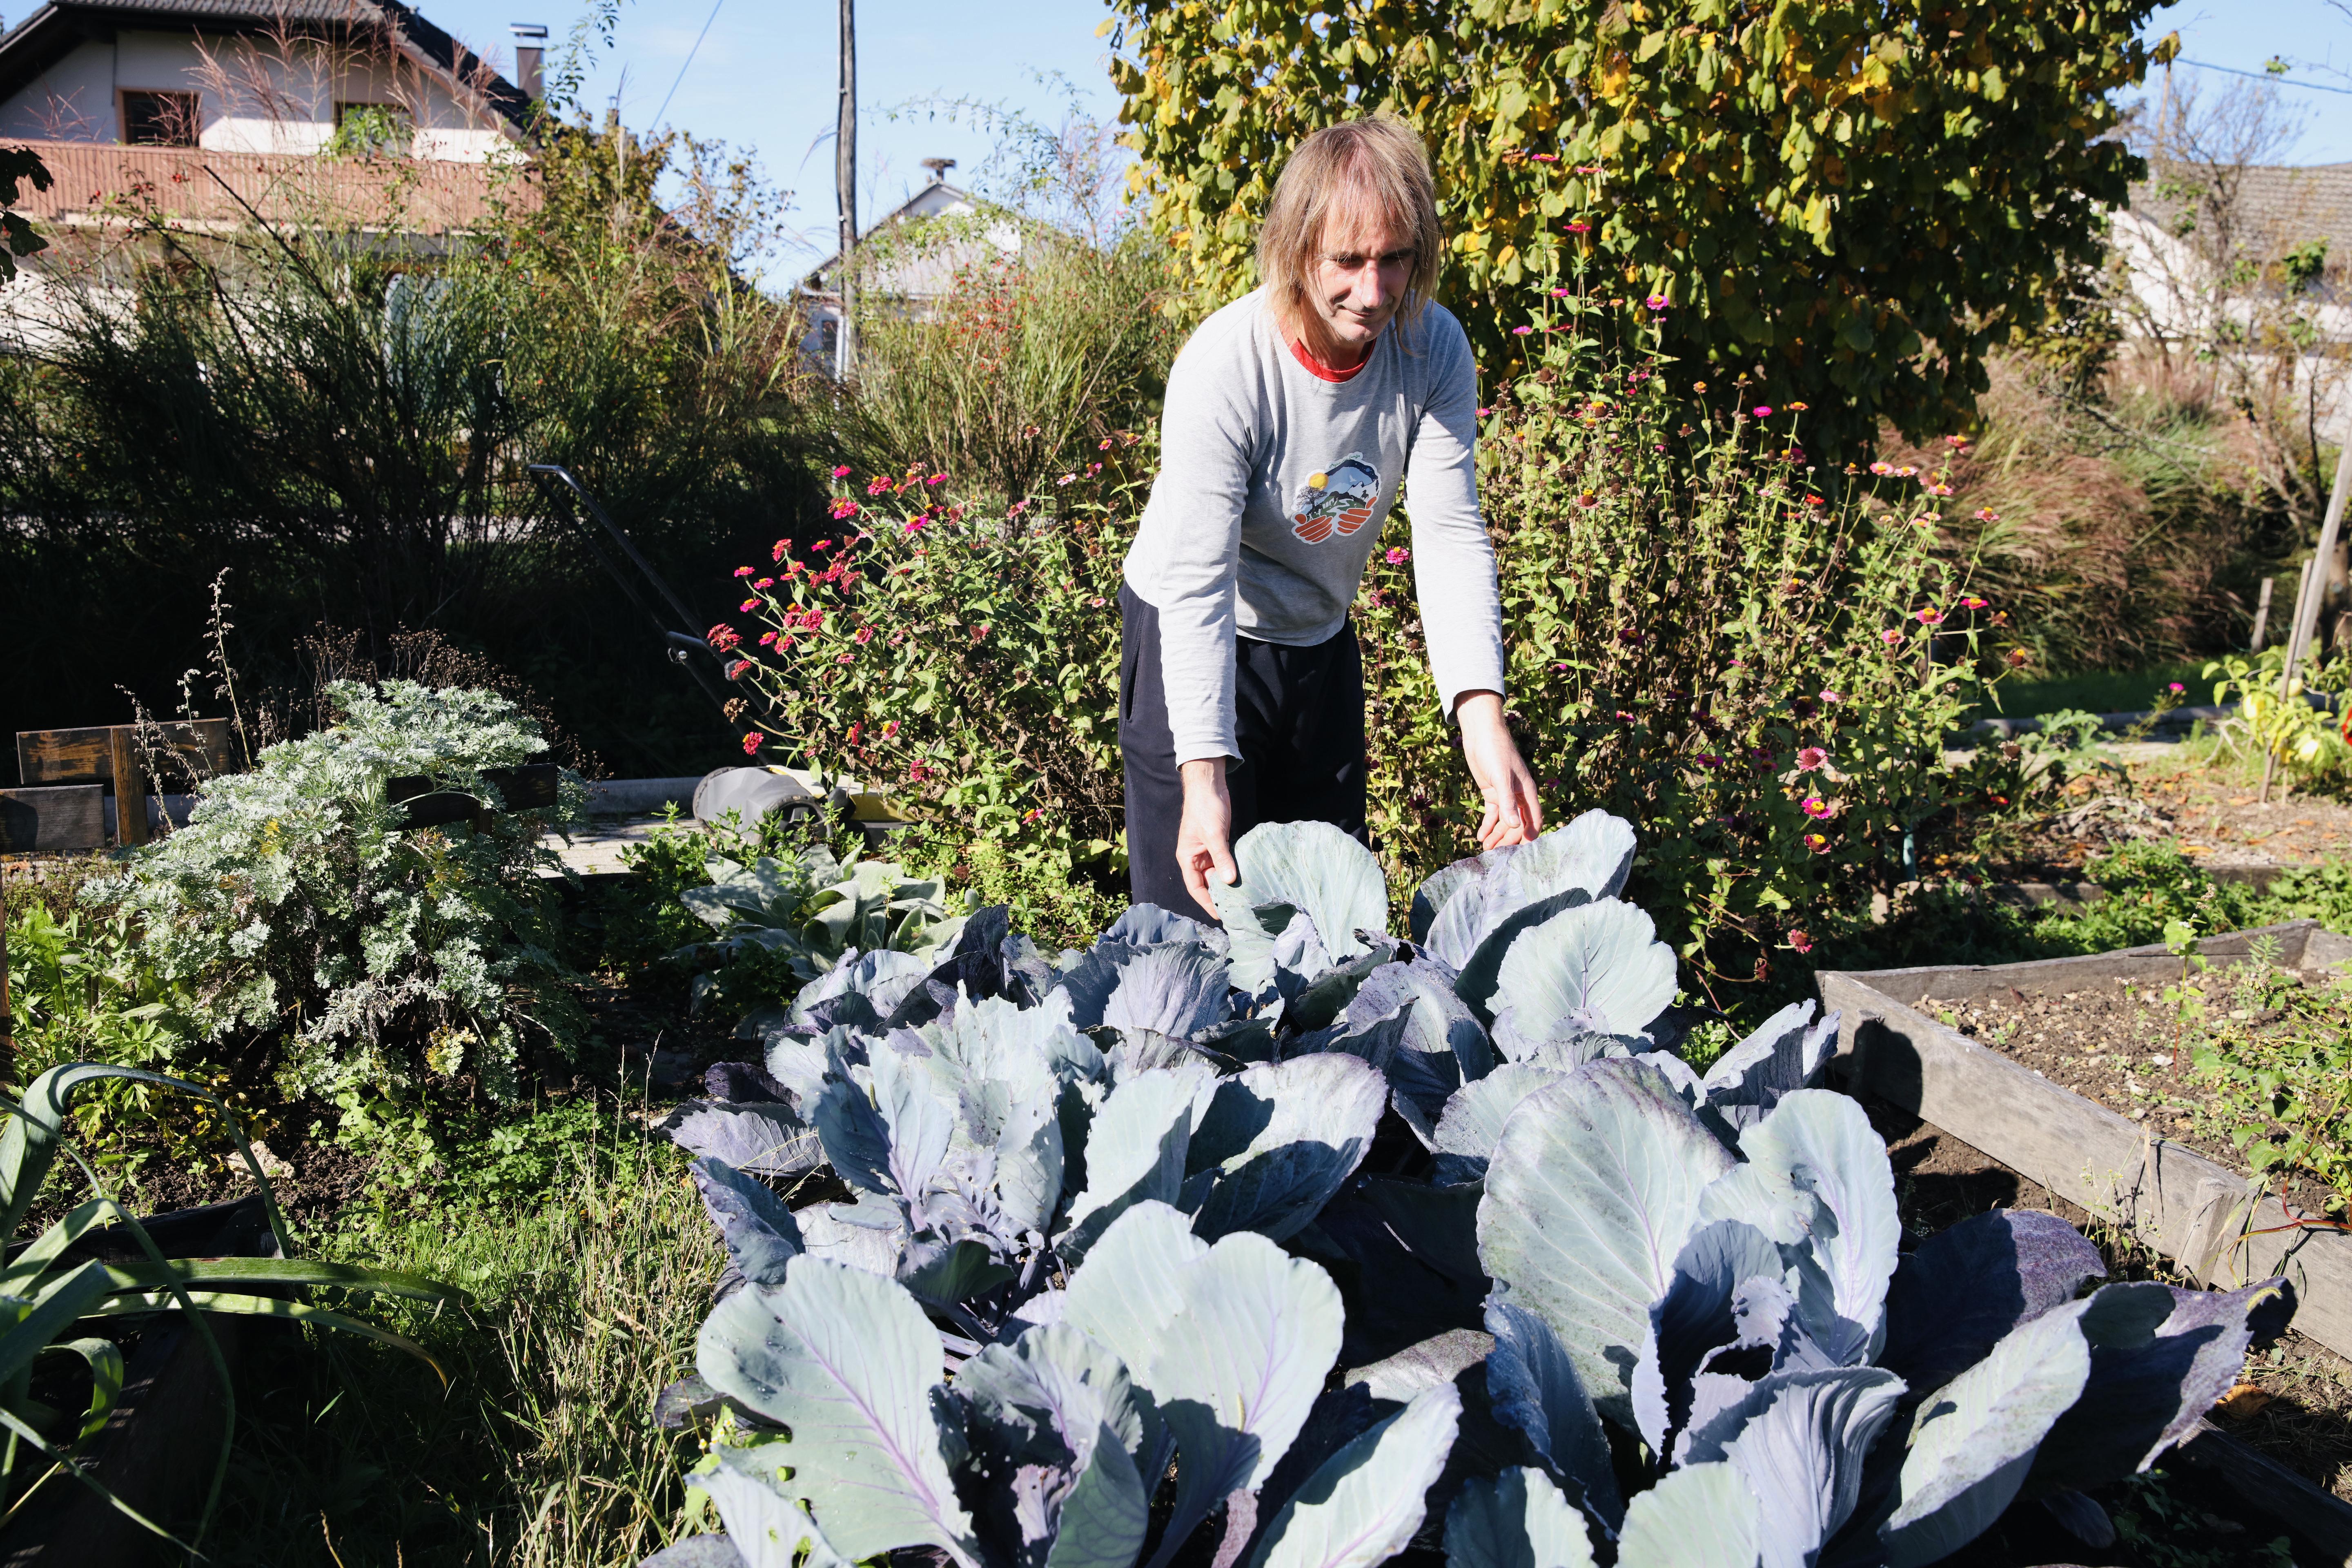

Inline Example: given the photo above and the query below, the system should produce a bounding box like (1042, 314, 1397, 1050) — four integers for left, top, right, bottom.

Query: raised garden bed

(1819, 920, 2352, 1358)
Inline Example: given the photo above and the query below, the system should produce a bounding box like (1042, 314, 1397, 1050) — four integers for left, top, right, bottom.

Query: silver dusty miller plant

(92, 680, 587, 1100)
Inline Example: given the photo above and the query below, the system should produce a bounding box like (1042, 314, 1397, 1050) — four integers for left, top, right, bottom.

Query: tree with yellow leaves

(1105, 0, 2175, 457)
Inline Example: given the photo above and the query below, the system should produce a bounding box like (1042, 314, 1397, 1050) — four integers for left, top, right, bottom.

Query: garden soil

(1984, 744, 2352, 876)
(1907, 970, 2340, 1221)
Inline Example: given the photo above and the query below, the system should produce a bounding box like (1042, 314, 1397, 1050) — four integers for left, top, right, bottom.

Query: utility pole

(835, 0, 857, 382)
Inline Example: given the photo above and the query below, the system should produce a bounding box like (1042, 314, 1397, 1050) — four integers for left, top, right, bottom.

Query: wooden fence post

(108, 727, 149, 848)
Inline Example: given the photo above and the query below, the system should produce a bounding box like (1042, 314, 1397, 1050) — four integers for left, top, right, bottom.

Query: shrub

(647, 813, 2292, 1568)
(0, 119, 819, 780)
(714, 316, 1991, 999)
(722, 462, 1132, 940)
(1357, 287, 1994, 997)
(1106, 0, 2172, 455)
(839, 223, 1183, 502)
(1873, 352, 2275, 678)
(92, 681, 586, 1105)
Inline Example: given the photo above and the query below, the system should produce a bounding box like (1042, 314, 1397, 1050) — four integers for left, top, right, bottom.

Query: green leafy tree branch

(1105, 0, 2178, 455)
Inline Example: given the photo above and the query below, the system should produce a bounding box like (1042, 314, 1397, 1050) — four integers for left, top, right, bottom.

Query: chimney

(510, 23, 548, 100)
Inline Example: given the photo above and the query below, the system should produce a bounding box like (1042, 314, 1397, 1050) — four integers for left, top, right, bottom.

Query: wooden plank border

(0, 786, 106, 854)
(1818, 920, 2352, 1361)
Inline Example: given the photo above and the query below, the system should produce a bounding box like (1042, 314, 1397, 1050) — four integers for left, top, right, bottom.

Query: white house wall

(0, 29, 510, 159)
(2111, 209, 2352, 443)
(0, 38, 111, 139)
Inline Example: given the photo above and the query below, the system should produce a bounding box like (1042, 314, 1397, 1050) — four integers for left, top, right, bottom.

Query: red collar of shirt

(1287, 333, 1375, 383)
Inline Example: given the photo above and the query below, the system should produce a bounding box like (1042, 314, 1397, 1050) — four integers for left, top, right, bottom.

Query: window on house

(121, 90, 199, 147)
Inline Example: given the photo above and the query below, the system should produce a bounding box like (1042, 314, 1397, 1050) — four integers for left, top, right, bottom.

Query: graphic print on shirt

(1289, 451, 1383, 544)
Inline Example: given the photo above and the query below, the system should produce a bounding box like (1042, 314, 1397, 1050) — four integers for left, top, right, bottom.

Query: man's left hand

(1454, 690, 1542, 850)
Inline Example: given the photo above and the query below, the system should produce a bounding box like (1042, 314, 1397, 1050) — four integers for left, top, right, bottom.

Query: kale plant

(92, 681, 587, 1102)
(650, 811, 2295, 1568)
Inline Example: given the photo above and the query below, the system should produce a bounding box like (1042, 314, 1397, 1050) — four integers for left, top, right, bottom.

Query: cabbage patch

(646, 811, 2296, 1568)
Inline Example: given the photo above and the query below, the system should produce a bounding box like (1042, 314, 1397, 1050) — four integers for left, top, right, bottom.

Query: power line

(653, 0, 726, 130)
(2177, 57, 2352, 96)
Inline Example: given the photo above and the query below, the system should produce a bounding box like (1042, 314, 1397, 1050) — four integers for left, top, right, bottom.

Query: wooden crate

(15, 719, 237, 786)
(12, 719, 238, 850)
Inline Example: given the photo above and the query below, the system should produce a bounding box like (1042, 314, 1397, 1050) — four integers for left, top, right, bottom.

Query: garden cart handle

(526, 463, 739, 716)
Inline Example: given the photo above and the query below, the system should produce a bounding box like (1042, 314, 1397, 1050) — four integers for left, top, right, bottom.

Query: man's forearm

(1180, 757, 1229, 794)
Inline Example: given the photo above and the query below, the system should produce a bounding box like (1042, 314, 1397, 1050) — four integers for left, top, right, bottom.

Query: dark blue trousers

(1117, 581, 1368, 924)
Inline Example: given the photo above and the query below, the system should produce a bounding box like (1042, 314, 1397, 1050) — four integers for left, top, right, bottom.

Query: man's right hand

(1176, 757, 1238, 919)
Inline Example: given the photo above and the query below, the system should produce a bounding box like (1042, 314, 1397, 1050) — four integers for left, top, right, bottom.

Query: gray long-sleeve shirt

(1121, 289, 1507, 765)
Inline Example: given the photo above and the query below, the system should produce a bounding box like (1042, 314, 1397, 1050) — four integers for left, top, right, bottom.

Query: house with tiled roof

(797, 163, 1025, 371)
(2113, 160, 2352, 438)
(0, 0, 543, 238)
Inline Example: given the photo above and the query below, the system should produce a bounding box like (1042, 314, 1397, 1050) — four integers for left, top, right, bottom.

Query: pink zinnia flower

(733, 565, 753, 578)
(740, 597, 760, 612)
(1788, 929, 1814, 955)
(2169, 681, 2186, 693)
(813, 539, 833, 552)
(1820, 689, 1844, 704)
(1803, 831, 1832, 855)
(726, 658, 751, 678)
(1386, 547, 1411, 565)
(1566, 220, 1592, 234)
(829, 499, 858, 520)
(831, 465, 851, 479)
(1881, 629, 1906, 646)
(1802, 797, 1832, 819)
(928, 473, 947, 486)
(1752, 406, 1773, 418)
(1645, 294, 1668, 310)
(1973, 508, 2000, 523)
(1916, 606, 1945, 626)
(1796, 746, 1827, 771)
(835, 652, 853, 664)
(1960, 596, 1988, 610)
(882, 720, 899, 737)
(741, 732, 763, 755)
(1512, 325, 1534, 336)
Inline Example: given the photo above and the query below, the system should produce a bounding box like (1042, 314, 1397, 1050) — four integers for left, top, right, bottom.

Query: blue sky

(416, 0, 2350, 284)
(2149, 0, 2352, 158)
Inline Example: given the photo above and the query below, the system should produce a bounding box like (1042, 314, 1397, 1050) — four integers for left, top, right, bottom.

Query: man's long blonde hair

(1258, 118, 1443, 342)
